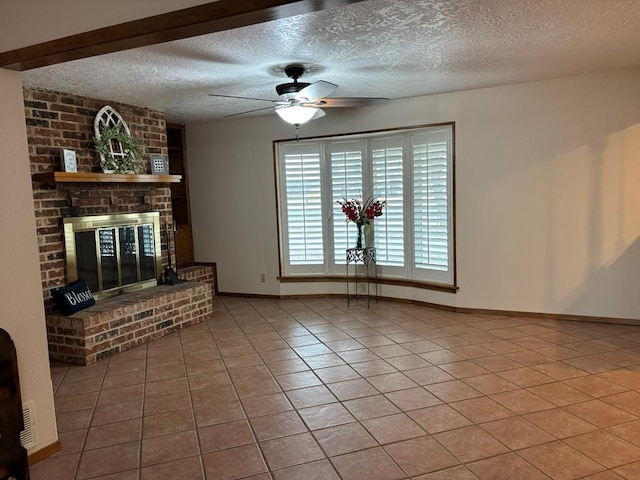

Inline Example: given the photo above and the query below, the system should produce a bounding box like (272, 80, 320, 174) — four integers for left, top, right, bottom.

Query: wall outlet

(260, 273, 266, 283)
(358, 282, 367, 294)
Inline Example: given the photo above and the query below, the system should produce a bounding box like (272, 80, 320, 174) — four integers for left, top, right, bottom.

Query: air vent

(20, 401, 37, 450)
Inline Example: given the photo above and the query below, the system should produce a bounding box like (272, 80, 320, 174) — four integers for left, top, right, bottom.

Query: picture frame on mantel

(61, 149, 78, 173)
(150, 155, 169, 175)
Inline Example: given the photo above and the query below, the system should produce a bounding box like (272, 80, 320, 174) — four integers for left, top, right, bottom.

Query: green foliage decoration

(94, 124, 143, 174)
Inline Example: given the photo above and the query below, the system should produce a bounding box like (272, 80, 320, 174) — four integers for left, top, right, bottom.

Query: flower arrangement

(337, 195, 386, 248)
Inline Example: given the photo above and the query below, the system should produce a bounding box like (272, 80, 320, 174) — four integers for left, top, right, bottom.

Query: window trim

(273, 122, 457, 292)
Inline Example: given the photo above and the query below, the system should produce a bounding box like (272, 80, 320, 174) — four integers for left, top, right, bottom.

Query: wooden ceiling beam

(0, 0, 365, 71)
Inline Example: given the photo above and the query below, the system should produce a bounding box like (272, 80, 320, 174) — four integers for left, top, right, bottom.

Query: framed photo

(150, 155, 169, 175)
(61, 149, 78, 172)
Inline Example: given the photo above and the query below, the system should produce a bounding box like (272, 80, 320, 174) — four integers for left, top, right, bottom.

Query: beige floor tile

(198, 419, 255, 453)
(298, 402, 355, 430)
(285, 384, 338, 408)
(566, 399, 638, 428)
(250, 410, 308, 440)
(490, 389, 555, 415)
(265, 358, 309, 375)
(615, 460, 640, 479)
(384, 386, 442, 411)
(527, 382, 592, 407)
(275, 370, 322, 390)
(235, 377, 282, 398)
(439, 361, 490, 379)
(412, 465, 479, 480)
(351, 359, 398, 377)
(53, 391, 99, 413)
(498, 367, 556, 388)
(326, 378, 379, 400)
(565, 430, 640, 468)
(194, 400, 245, 427)
(366, 372, 418, 393)
(479, 416, 554, 450)
(77, 441, 140, 479)
(565, 375, 629, 397)
(462, 373, 519, 394)
(602, 391, 640, 416)
(189, 385, 237, 407)
(343, 394, 401, 420)
(467, 452, 550, 480)
(141, 429, 199, 467)
(404, 366, 455, 385)
(273, 459, 340, 480)
(143, 408, 195, 438)
(141, 456, 204, 480)
(451, 396, 514, 423)
(608, 419, 640, 447)
(419, 349, 466, 365)
(56, 408, 93, 433)
(362, 413, 426, 444)
(408, 404, 472, 433)
(260, 432, 325, 470)
(425, 380, 482, 403)
(202, 443, 267, 480)
(29, 453, 81, 480)
(91, 399, 143, 427)
(433, 426, 509, 463)
(472, 355, 523, 372)
(85, 418, 141, 450)
(302, 352, 347, 369)
(384, 436, 459, 477)
(313, 422, 378, 457)
(315, 364, 361, 383)
(331, 447, 406, 480)
(520, 441, 605, 480)
(525, 407, 598, 438)
(241, 392, 293, 417)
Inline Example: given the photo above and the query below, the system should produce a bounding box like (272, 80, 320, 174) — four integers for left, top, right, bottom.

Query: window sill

(278, 275, 458, 294)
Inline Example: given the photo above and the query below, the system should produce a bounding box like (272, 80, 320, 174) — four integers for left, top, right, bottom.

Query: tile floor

(30, 296, 640, 479)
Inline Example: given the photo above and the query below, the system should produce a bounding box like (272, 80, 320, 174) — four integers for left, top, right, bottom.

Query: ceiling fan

(209, 64, 389, 126)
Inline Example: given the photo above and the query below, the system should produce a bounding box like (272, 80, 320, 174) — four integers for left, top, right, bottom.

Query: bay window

(276, 123, 455, 288)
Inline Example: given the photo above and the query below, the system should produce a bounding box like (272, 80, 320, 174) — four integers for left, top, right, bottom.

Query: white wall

(0, 69, 58, 452)
(187, 69, 640, 320)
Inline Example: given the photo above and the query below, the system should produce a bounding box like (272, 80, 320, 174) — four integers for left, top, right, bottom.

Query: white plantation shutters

(412, 128, 453, 283)
(331, 141, 364, 264)
(276, 124, 454, 286)
(282, 143, 324, 268)
(371, 137, 404, 267)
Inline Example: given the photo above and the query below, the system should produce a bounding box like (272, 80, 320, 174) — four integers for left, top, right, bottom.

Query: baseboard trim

(216, 292, 640, 326)
(29, 440, 61, 465)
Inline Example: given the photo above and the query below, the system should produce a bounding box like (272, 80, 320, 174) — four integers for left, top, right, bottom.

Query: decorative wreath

(94, 123, 143, 174)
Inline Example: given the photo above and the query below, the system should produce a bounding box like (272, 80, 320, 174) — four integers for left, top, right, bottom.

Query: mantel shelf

(33, 172, 183, 184)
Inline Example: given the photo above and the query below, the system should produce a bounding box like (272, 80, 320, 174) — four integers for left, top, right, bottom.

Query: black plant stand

(346, 247, 377, 307)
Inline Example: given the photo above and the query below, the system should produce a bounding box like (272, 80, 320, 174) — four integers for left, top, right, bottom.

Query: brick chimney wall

(24, 87, 174, 311)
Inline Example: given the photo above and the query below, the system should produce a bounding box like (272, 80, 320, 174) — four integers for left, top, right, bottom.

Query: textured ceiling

(21, 0, 640, 124)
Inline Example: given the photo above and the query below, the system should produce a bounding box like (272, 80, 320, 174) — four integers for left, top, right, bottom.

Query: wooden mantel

(33, 172, 182, 184)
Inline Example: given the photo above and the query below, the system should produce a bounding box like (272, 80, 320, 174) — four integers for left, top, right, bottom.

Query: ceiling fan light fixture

(275, 105, 319, 125)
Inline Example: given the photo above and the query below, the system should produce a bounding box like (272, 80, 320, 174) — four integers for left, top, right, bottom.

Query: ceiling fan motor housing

(276, 64, 310, 97)
(276, 81, 310, 96)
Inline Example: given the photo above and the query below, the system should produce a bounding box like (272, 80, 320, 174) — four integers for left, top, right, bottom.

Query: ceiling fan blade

(317, 97, 390, 108)
(312, 108, 326, 120)
(295, 81, 338, 102)
(210, 93, 276, 103)
(224, 106, 275, 118)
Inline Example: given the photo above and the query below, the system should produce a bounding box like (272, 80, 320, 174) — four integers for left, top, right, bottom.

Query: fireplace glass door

(64, 212, 162, 299)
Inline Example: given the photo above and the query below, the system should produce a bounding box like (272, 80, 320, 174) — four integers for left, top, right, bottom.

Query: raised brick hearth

(46, 282, 213, 365)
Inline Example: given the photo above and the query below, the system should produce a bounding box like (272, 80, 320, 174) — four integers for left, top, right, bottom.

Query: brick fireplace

(24, 87, 214, 365)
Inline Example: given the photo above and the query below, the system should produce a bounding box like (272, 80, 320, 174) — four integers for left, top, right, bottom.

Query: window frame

(274, 122, 457, 292)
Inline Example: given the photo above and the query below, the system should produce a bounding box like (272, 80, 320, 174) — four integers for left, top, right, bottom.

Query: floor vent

(20, 401, 37, 449)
